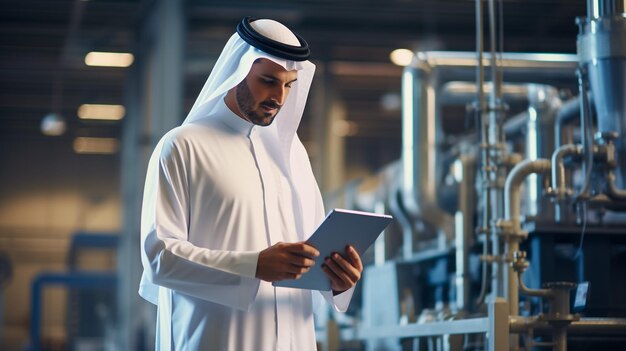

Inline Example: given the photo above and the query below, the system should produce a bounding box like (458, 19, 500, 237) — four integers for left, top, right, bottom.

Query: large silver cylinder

(578, 1, 626, 184)
(524, 85, 561, 220)
(587, 0, 626, 19)
(401, 66, 438, 216)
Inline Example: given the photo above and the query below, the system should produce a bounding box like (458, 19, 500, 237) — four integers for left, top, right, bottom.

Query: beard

(235, 79, 282, 126)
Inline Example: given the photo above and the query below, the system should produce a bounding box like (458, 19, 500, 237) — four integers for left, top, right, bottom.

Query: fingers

(321, 246, 364, 290)
(324, 253, 360, 285)
(286, 242, 320, 258)
(259, 242, 363, 283)
(280, 242, 318, 279)
(285, 263, 311, 277)
(290, 255, 316, 269)
(283, 243, 317, 268)
(346, 245, 363, 272)
(321, 264, 344, 288)
(286, 256, 315, 271)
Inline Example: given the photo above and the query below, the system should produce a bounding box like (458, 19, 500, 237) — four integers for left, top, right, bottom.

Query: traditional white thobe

(139, 100, 353, 351)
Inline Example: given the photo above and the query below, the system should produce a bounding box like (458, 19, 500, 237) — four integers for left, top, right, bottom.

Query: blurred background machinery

(323, 0, 626, 350)
(1, 0, 626, 350)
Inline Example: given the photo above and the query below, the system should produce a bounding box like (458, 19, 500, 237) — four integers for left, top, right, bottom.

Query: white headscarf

(184, 23, 314, 133)
(183, 20, 322, 237)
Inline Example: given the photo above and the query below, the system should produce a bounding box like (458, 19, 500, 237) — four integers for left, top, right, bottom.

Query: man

(139, 17, 363, 350)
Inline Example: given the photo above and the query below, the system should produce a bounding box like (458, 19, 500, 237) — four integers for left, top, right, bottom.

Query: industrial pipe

(505, 159, 552, 231)
(607, 170, 626, 201)
(551, 144, 582, 198)
(550, 144, 583, 221)
(453, 154, 476, 311)
(401, 51, 578, 253)
(553, 96, 596, 149)
(517, 266, 551, 298)
(502, 158, 552, 318)
(510, 316, 626, 335)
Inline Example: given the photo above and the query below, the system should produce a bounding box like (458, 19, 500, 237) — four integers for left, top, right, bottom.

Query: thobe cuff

(234, 250, 261, 278)
(320, 286, 355, 312)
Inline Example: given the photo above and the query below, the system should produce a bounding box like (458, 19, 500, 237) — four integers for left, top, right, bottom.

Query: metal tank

(578, 0, 626, 185)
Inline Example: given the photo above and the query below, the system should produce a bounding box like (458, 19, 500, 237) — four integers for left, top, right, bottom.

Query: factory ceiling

(0, 0, 585, 171)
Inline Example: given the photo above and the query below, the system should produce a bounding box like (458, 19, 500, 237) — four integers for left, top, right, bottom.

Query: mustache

(260, 101, 281, 109)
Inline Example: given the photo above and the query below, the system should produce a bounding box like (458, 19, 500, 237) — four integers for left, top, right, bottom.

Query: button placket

(248, 129, 292, 348)
(248, 129, 280, 247)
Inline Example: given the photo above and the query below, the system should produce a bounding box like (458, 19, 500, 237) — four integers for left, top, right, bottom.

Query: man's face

(235, 58, 298, 126)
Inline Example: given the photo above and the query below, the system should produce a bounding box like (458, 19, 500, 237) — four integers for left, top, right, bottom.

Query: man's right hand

(255, 241, 320, 282)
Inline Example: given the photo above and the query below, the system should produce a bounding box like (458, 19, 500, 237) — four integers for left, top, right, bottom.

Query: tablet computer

(272, 208, 393, 291)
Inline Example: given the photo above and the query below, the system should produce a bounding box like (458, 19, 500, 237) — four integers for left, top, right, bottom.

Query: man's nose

(271, 86, 287, 105)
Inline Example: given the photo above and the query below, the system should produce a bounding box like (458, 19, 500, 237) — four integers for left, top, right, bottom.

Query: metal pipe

(475, 0, 490, 243)
(576, 68, 595, 200)
(476, 0, 485, 111)
(478, 0, 500, 307)
(554, 97, 582, 149)
(503, 110, 529, 138)
(485, 44, 505, 303)
(503, 159, 552, 317)
(475, 233, 490, 306)
(553, 326, 567, 351)
(401, 52, 578, 235)
(454, 155, 476, 311)
(587, 0, 626, 19)
(525, 85, 561, 218)
(506, 240, 521, 317)
(406, 52, 578, 81)
(401, 66, 454, 241)
(505, 159, 552, 230)
(514, 273, 577, 351)
(441, 82, 531, 105)
(551, 144, 583, 221)
(551, 144, 583, 197)
(488, 0, 501, 101)
(510, 316, 626, 335)
(517, 271, 551, 298)
(607, 170, 626, 201)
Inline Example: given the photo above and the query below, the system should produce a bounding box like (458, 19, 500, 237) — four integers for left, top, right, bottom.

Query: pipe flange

(511, 251, 529, 273)
(495, 219, 528, 239)
(546, 187, 575, 200)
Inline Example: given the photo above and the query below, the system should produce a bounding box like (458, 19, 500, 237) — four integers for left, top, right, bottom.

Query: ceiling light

(389, 48, 415, 67)
(73, 137, 119, 154)
(40, 113, 66, 136)
(380, 92, 402, 112)
(78, 104, 125, 121)
(84, 52, 134, 67)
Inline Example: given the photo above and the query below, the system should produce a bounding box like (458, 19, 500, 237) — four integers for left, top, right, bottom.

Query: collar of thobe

(214, 98, 258, 137)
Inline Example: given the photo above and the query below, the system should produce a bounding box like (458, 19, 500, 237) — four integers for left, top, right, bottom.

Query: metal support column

(310, 63, 347, 196)
(118, 0, 184, 350)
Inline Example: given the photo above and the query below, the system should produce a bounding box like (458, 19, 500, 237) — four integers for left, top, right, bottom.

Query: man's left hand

(321, 245, 363, 294)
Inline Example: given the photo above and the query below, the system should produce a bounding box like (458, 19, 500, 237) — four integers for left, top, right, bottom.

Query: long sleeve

(139, 135, 261, 311)
(319, 287, 355, 312)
